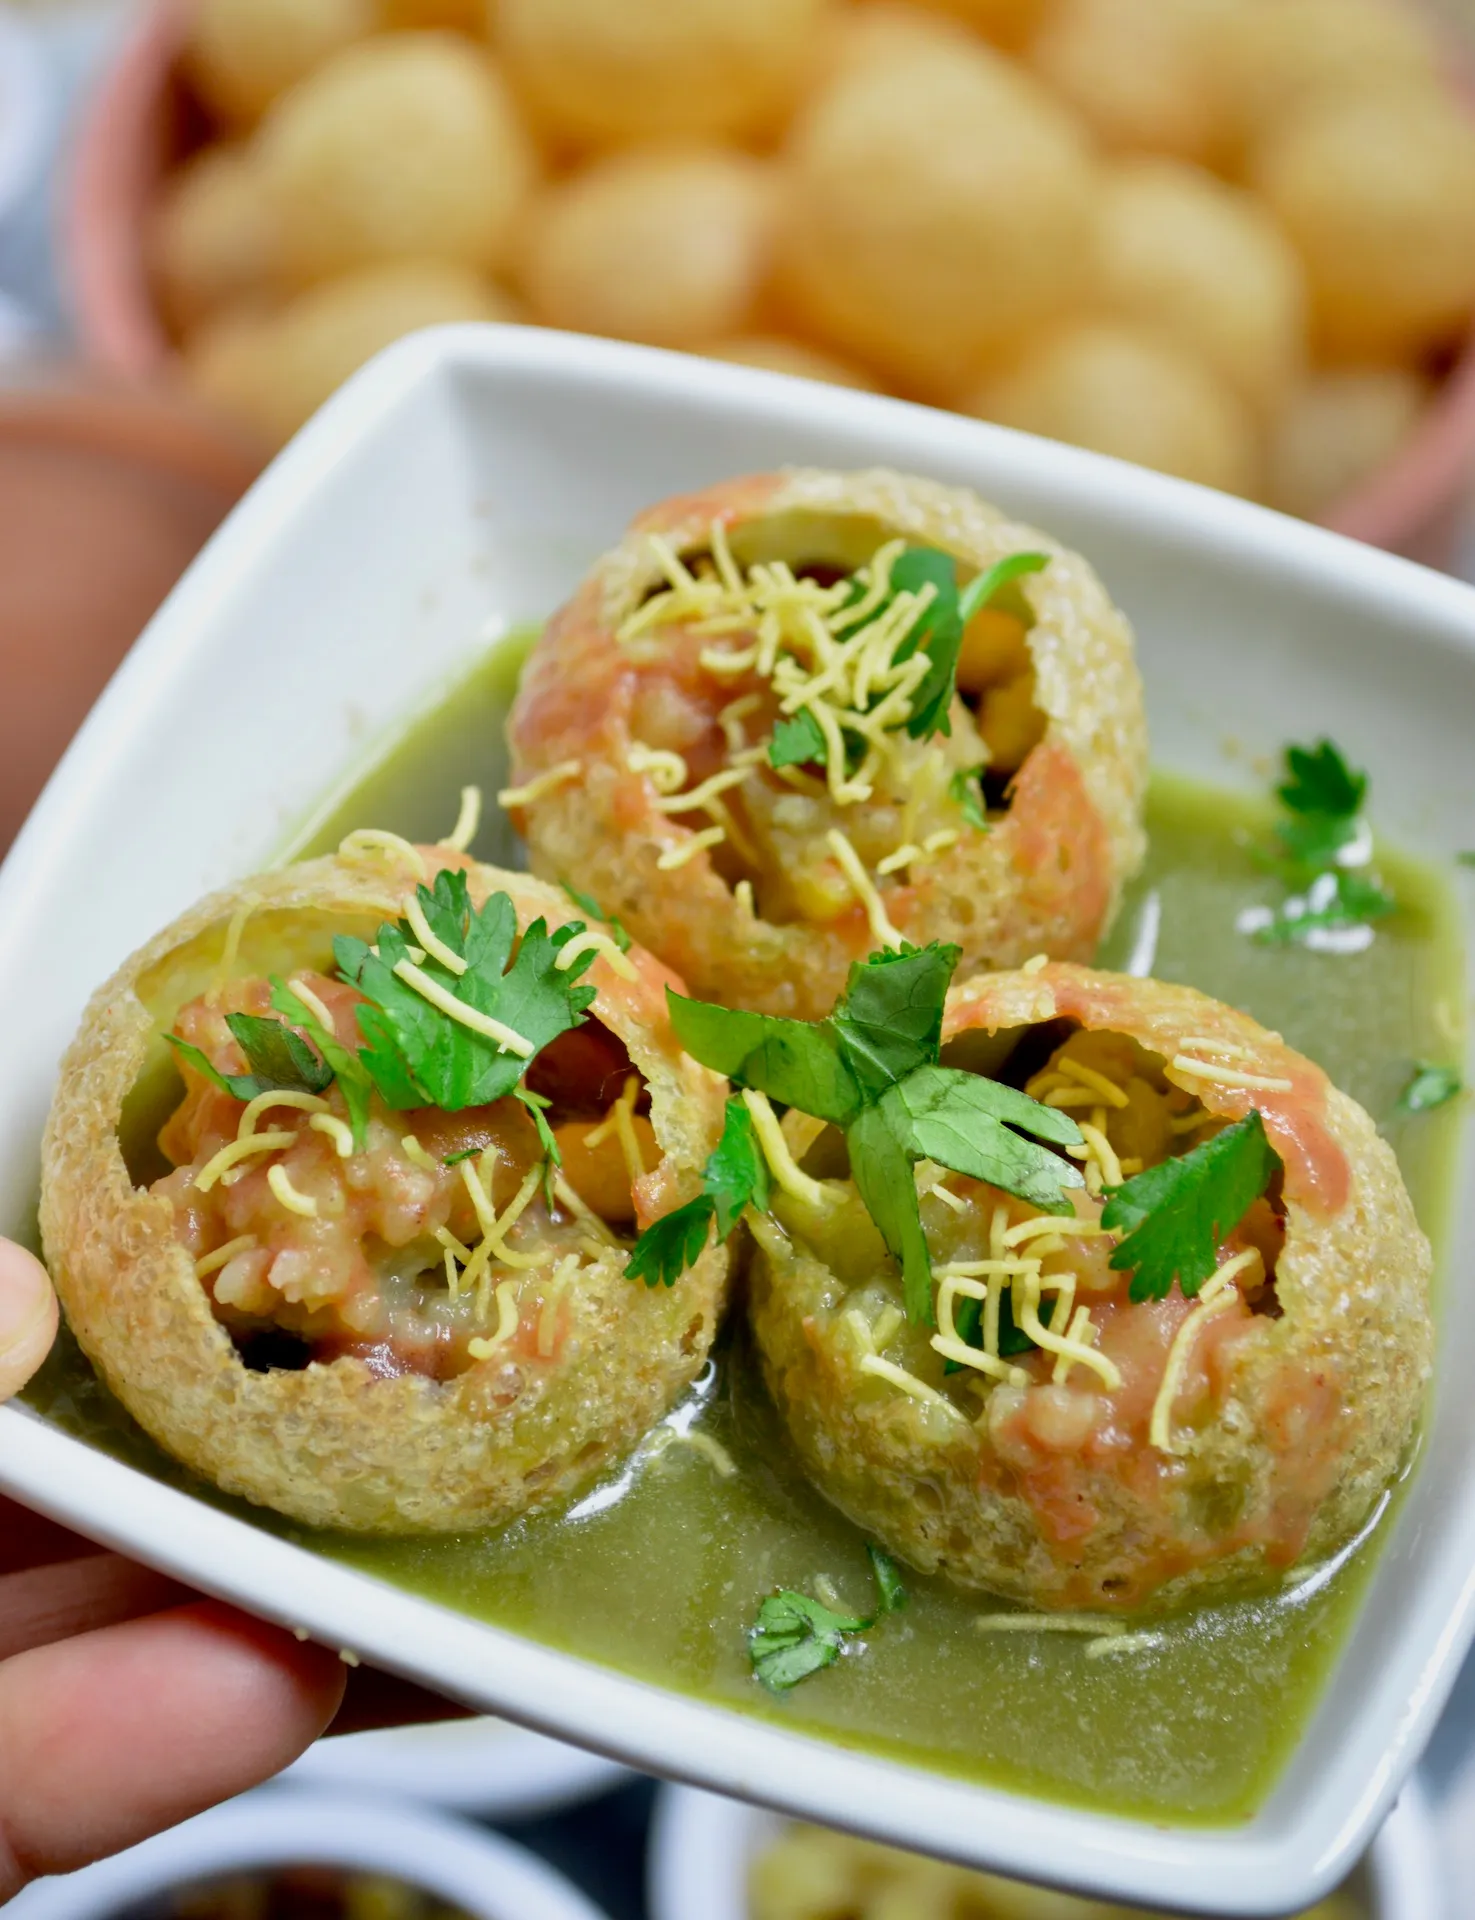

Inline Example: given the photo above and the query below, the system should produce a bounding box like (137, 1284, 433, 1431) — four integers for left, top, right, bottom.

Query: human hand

(0, 1240, 346, 1902)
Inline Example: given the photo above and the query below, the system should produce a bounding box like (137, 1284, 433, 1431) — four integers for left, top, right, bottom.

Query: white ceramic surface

(647, 1779, 1446, 1920)
(0, 327, 1471, 1916)
(3, 1786, 610, 1920)
(281, 1719, 627, 1818)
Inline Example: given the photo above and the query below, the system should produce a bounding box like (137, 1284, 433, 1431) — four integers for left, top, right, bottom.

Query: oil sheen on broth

(31, 629, 1465, 1826)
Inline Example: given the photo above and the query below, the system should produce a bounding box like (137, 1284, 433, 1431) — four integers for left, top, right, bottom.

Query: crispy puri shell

(507, 468, 1148, 1019)
(749, 963, 1432, 1611)
(40, 854, 730, 1534)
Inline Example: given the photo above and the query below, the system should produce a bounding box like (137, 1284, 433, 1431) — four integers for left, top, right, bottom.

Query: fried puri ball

(776, 42, 1098, 396)
(749, 964, 1432, 1612)
(909, 0, 1050, 52)
(183, 263, 515, 449)
(969, 320, 1262, 499)
(697, 336, 878, 390)
(378, 0, 487, 28)
(1252, 90, 1475, 363)
(505, 468, 1146, 1021)
(184, 0, 374, 126)
(517, 150, 777, 352)
(1091, 158, 1308, 416)
(823, 2, 981, 81)
(257, 34, 535, 287)
(1027, 0, 1234, 169)
(1213, 0, 1440, 147)
(1266, 368, 1432, 522)
(40, 852, 729, 1534)
(496, 0, 834, 149)
(150, 146, 278, 336)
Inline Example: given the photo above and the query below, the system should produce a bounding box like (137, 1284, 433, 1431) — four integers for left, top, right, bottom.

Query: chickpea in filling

(155, 970, 656, 1381)
(787, 1026, 1284, 1461)
(615, 530, 1046, 928)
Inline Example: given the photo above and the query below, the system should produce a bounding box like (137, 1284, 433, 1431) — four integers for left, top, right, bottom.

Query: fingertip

(0, 1243, 57, 1403)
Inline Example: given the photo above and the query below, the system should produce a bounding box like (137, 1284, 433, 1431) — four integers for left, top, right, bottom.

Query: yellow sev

(613, 523, 999, 920)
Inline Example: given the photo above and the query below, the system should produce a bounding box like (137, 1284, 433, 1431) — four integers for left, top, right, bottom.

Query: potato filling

(785, 1025, 1284, 1462)
(153, 971, 653, 1380)
(616, 528, 1047, 928)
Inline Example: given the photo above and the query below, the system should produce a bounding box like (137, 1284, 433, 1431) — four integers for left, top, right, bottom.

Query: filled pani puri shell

(40, 847, 730, 1533)
(505, 468, 1147, 1021)
(748, 964, 1432, 1611)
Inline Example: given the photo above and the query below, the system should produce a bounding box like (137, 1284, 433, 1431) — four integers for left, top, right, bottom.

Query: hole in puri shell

(234, 1328, 314, 1374)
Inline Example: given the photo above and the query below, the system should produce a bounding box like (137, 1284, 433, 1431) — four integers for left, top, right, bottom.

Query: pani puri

(1092, 158, 1308, 415)
(151, 146, 278, 336)
(518, 150, 777, 351)
(41, 853, 730, 1533)
(1266, 368, 1432, 521)
(749, 965, 1432, 1610)
(1027, 0, 1234, 168)
(970, 321, 1262, 498)
(184, 263, 514, 449)
(1215, 0, 1441, 145)
(257, 33, 536, 286)
(184, 0, 374, 126)
(496, 0, 835, 149)
(1253, 90, 1475, 362)
(777, 44, 1098, 394)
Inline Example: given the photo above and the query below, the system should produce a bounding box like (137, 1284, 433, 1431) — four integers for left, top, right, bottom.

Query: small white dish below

(4, 1786, 612, 1920)
(648, 1778, 1446, 1920)
(280, 1719, 628, 1818)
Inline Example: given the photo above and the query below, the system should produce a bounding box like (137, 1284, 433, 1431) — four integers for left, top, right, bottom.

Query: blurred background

(6, 1, 1475, 1916)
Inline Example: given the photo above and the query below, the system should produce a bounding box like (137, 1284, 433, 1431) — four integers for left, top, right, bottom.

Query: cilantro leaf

(888, 1066, 1085, 1215)
(749, 1590, 869, 1692)
(946, 1286, 1036, 1372)
(512, 1083, 561, 1172)
(443, 1147, 481, 1167)
(705, 1097, 769, 1238)
(625, 1196, 715, 1288)
(848, 1099, 934, 1324)
(1457, 852, 1475, 869)
(948, 765, 989, 832)
(164, 1010, 333, 1107)
(1102, 1110, 1281, 1303)
(336, 874, 597, 1113)
(1396, 1062, 1463, 1116)
(625, 1096, 769, 1285)
(831, 944, 961, 1098)
(867, 1545, 907, 1614)
(901, 548, 1050, 741)
(768, 709, 828, 770)
(668, 991, 862, 1127)
(1278, 739, 1366, 820)
(559, 881, 631, 953)
(268, 977, 374, 1151)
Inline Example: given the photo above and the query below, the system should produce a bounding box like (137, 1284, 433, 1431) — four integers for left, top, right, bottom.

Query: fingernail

(0, 1244, 58, 1396)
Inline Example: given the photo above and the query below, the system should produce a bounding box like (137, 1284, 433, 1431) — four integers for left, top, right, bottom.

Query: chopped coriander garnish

(335, 868, 597, 1112)
(269, 977, 374, 1151)
(626, 1095, 769, 1287)
(559, 881, 631, 953)
(947, 765, 989, 832)
(1457, 852, 1475, 869)
(768, 709, 829, 770)
(1396, 1062, 1463, 1116)
(658, 941, 1082, 1321)
(891, 548, 1049, 742)
(1101, 1111, 1281, 1303)
(442, 1148, 481, 1167)
(1244, 739, 1393, 952)
(749, 1545, 907, 1692)
(165, 1014, 331, 1107)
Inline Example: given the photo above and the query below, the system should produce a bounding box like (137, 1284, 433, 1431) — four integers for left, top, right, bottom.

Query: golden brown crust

(40, 853, 729, 1534)
(507, 467, 1148, 1019)
(749, 964, 1432, 1610)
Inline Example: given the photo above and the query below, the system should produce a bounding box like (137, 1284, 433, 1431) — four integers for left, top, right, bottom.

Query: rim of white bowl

(280, 1718, 628, 1818)
(0, 10, 50, 223)
(646, 1774, 1447, 1920)
(4, 1786, 612, 1920)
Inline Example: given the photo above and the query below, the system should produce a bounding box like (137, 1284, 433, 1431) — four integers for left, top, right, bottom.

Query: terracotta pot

(65, 0, 1475, 566)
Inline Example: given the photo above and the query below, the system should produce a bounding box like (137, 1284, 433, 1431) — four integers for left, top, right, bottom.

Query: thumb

(0, 1242, 58, 1402)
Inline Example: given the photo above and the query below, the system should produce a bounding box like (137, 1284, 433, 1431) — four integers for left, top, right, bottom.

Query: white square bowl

(1, 326, 1472, 1916)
